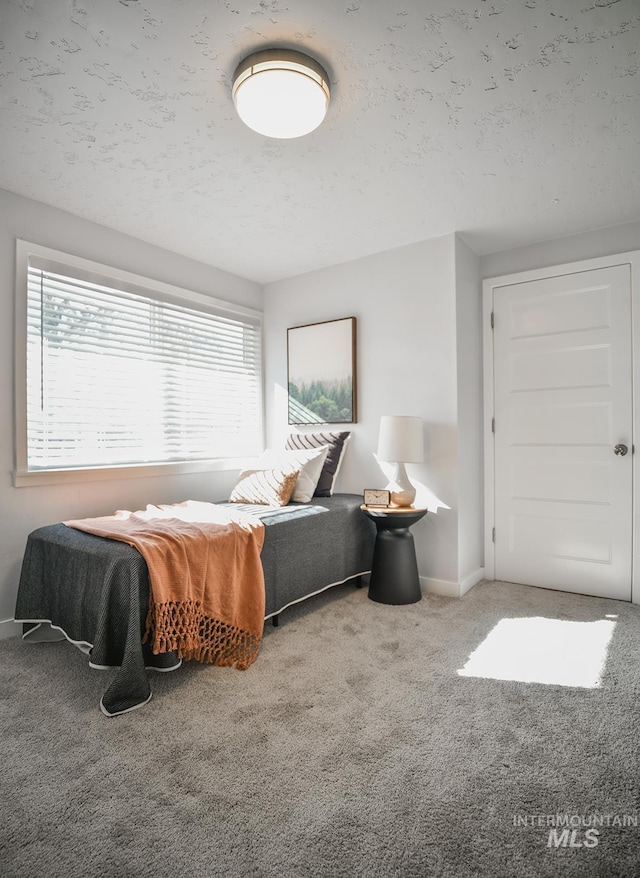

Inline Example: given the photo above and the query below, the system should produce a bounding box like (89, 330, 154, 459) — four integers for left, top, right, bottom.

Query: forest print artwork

(287, 317, 357, 425)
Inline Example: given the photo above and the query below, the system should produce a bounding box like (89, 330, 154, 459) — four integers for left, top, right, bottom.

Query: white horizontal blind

(26, 261, 262, 471)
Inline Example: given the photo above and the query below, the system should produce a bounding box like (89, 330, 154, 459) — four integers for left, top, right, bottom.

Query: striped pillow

(229, 468, 300, 507)
(285, 431, 351, 497)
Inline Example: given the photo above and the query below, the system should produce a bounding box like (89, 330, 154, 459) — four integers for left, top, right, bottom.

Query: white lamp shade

(377, 415, 424, 463)
(232, 50, 330, 139)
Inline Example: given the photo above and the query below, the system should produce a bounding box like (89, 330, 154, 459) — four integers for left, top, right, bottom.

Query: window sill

(14, 458, 247, 488)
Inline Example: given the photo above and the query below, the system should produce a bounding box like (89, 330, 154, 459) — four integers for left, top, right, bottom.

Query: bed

(14, 494, 375, 716)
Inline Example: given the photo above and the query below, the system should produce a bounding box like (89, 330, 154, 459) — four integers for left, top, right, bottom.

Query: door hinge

(492, 527, 496, 543)
(491, 417, 495, 434)
(490, 311, 495, 329)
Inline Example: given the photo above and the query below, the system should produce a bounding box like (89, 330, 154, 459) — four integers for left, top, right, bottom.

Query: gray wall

(455, 237, 483, 587)
(5, 188, 638, 630)
(479, 220, 640, 280)
(263, 234, 486, 593)
(0, 188, 262, 635)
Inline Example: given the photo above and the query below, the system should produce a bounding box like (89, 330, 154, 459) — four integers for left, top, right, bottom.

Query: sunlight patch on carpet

(457, 616, 617, 688)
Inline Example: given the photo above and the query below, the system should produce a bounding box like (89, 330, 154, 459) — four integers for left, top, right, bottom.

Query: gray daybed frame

(15, 494, 375, 715)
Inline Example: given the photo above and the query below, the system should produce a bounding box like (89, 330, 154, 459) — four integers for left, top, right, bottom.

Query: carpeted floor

(1, 579, 639, 878)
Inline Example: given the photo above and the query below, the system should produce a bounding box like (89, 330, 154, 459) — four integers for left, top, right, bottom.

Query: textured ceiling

(1, 0, 639, 283)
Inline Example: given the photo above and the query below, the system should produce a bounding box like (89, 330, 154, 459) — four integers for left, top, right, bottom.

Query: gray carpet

(1, 580, 639, 878)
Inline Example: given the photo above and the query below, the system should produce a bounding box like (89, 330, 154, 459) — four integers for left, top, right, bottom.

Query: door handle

(614, 444, 628, 456)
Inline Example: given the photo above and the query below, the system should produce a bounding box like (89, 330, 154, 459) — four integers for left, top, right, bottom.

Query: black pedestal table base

(361, 507, 428, 605)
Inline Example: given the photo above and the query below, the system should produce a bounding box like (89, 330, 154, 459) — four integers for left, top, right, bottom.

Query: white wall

(6, 192, 638, 637)
(479, 220, 640, 280)
(0, 188, 262, 637)
(455, 237, 483, 590)
(263, 235, 474, 591)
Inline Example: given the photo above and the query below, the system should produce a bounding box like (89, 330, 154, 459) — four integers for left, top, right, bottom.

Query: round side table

(360, 506, 428, 605)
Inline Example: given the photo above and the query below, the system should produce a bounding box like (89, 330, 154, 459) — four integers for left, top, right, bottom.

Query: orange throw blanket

(64, 501, 266, 669)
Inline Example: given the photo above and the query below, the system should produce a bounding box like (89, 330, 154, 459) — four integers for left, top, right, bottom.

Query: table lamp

(377, 415, 424, 507)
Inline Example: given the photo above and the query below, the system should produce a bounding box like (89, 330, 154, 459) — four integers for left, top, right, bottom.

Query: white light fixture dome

(232, 49, 330, 139)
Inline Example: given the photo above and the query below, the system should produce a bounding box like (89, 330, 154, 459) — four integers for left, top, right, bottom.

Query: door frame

(483, 250, 640, 605)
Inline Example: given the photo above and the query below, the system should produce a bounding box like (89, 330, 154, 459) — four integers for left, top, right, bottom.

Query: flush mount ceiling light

(232, 49, 330, 139)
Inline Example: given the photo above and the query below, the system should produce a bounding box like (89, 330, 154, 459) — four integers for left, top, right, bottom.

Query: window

(15, 241, 263, 485)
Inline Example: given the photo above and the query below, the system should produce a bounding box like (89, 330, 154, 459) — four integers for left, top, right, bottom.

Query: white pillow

(253, 446, 329, 503)
(229, 468, 299, 507)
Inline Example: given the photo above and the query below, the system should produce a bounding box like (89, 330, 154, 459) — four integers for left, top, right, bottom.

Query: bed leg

(355, 576, 364, 589)
(272, 614, 279, 627)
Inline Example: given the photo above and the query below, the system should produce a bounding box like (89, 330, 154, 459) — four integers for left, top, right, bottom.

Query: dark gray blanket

(15, 494, 374, 715)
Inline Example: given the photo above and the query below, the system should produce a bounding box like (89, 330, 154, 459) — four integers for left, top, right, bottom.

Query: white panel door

(493, 265, 632, 600)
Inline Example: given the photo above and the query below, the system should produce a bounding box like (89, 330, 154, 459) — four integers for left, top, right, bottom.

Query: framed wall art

(287, 317, 357, 425)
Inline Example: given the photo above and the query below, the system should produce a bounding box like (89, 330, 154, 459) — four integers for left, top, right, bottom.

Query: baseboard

(421, 577, 461, 598)
(421, 568, 486, 599)
(0, 618, 21, 640)
(460, 567, 486, 597)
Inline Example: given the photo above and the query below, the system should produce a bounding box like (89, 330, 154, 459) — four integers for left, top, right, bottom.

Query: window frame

(14, 239, 264, 487)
